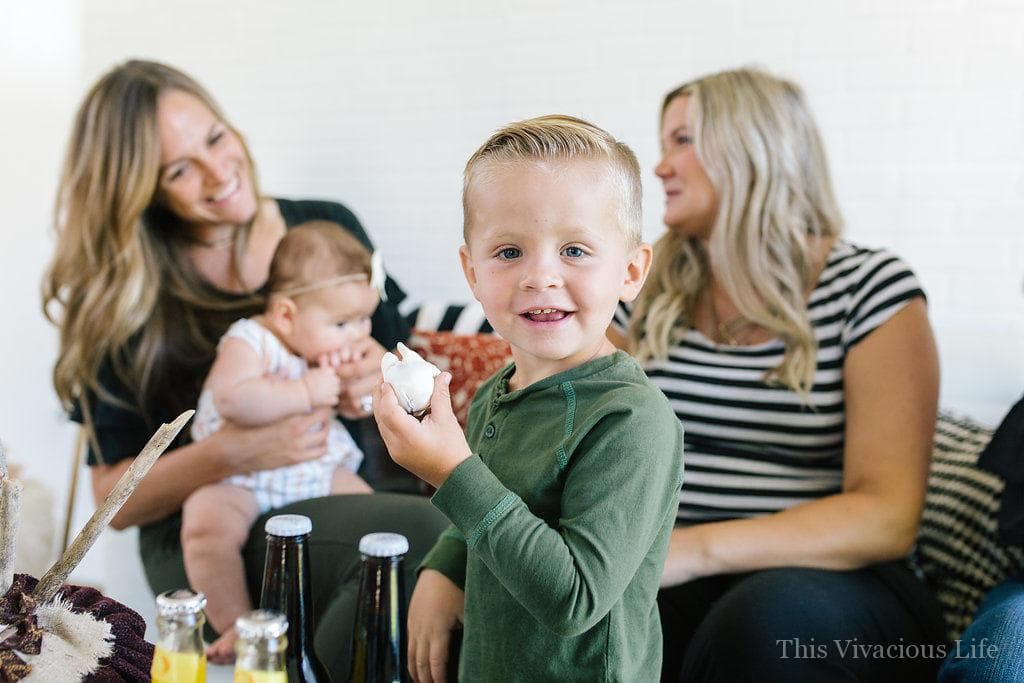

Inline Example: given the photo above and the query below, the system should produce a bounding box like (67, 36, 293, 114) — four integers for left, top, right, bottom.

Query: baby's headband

(271, 250, 388, 301)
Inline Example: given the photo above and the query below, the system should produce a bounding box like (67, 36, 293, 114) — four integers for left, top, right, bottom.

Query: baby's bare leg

(181, 483, 259, 663)
(330, 466, 373, 494)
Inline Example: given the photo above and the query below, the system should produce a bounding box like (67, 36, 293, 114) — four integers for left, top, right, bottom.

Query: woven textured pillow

(407, 330, 512, 428)
(912, 410, 1024, 640)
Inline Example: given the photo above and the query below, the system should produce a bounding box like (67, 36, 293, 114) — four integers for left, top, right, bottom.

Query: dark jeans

(139, 492, 448, 681)
(659, 562, 948, 682)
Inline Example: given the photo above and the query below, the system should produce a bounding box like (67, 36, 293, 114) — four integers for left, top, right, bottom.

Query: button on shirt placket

(480, 399, 506, 467)
(484, 391, 506, 445)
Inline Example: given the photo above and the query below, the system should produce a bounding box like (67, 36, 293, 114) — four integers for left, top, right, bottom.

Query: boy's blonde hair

(463, 114, 642, 247)
(268, 221, 372, 303)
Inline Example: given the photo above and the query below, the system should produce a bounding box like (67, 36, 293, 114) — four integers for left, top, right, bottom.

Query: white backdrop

(2, 0, 1023, 610)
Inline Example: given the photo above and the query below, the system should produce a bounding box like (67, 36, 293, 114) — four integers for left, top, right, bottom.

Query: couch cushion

(912, 410, 1024, 640)
(404, 302, 492, 335)
(407, 330, 512, 428)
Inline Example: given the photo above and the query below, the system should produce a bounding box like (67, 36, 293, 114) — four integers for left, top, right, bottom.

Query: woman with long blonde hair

(614, 67, 947, 681)
(43, 59, 447, 676)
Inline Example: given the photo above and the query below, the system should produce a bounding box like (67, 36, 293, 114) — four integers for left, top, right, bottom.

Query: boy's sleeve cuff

(432, 454, 518, 548)
(419, 527, 468, 588)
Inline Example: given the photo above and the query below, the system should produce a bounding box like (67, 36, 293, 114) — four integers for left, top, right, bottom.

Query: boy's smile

(460, 160, 650, 389)
(521, 307, 571, 323)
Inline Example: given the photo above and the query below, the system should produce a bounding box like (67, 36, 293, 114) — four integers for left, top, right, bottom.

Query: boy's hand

(373, 372, 472, 489)
(302, 364, 342, 408)
(408, 569, 465, 683)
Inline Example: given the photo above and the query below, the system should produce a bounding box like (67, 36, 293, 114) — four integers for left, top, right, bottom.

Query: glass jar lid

(155, 588, 207, 615)
(235, 609, 289, 641)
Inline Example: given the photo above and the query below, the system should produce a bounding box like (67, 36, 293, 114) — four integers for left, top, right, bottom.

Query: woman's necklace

(706, 289, 755, 347)
(190, 226, 239, 250)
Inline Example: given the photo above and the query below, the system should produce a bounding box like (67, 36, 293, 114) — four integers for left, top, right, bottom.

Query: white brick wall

(2, 0, 1022, 628)
(73, 0, 1023, 423)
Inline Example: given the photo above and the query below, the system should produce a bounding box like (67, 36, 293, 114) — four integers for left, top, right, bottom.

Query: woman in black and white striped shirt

(612, 68, 947, 682)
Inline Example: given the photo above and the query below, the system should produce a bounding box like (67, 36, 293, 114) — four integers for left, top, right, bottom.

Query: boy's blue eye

(563, 245, 586, 258)
(497, 247, 521, 260)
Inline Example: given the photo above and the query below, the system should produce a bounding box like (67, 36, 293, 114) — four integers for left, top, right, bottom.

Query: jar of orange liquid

(232, 609, 289, 683)
(151, 588, 207, 683)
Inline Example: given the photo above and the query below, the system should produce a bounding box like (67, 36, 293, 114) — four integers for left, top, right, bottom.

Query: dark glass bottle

(349, 532, 409, 683)
(259, 514, 330, 682)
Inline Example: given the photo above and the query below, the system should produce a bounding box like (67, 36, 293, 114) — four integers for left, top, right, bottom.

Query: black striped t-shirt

(613, 241, 926, 524)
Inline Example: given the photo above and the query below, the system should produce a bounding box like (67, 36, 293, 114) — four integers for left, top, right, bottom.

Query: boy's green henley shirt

(422, 350, 684, 681)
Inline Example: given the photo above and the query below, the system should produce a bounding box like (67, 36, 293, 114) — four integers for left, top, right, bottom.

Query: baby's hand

(373, 372, 472, 489)
(302, 366, 342, 408)
(319, 347, 357, 369)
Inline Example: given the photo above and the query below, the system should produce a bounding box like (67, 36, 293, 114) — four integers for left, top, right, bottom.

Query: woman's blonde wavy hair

(627, 67, 843, 397)
(42, 59, 262, 446)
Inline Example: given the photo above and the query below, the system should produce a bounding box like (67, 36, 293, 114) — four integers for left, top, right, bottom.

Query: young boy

(374, 116, 685, 681)
(184, 221, 376, 662)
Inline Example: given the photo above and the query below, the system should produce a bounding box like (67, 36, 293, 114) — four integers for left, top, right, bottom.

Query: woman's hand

(334, 336, 388, 418)
(214, 407, 334, 474)
(407, 569, 465, 683)
(91, 408, 334, 530)
(373, 372, 472, 489)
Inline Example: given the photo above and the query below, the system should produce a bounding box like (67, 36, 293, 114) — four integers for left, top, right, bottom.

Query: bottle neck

(236, 634, 288, 673)
(350, 554, 407, 682)
(154, 611, 206, 655)
(259, 534, 319, 662)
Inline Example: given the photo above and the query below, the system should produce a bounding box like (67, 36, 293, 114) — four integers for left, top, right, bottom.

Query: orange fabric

(407, 331, 512, 428)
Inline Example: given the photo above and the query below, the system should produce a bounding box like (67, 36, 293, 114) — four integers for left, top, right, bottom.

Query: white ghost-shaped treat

(380, 342, 442, 414)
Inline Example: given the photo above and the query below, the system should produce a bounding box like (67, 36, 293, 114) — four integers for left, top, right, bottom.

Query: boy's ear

(619, 243, 653, 303)
(459, 244, 481, 300)
(266, 295, 299, 334)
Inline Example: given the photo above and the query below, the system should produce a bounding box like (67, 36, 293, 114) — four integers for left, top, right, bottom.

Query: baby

(183, 220, 376, 661)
